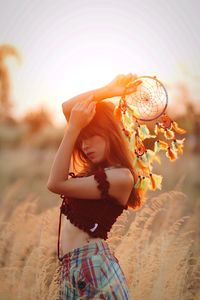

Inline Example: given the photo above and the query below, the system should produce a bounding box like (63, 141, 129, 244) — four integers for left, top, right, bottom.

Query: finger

(87, 106, 96, 123)
(82, 95, 95, 108)
(127, 73, 137, 81)
(122, 73, 134, 85)
(88, 101, 96, 110)
(127, 79, 142, 88)
(86, 102, 96, 119)
(126, 82, 143, 94)
(134, 79, 143, 85)
(121, 75, 129, 85)
(123, 74, 135, 87)
(127, 73, 133, 81)
(73, 102, 82, 110)
(117, 74, 125, 84)
(83, 95, 94, 104)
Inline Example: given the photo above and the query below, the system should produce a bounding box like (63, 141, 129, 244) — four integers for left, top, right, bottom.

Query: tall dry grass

(0, 180, 199, 299)
(0, 181, 59, 300)
(111, 191, 200, 300)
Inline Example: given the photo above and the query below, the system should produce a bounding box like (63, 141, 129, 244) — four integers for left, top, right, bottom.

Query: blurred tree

(21, 105, 54, 136)
(0, 44, 21, 123)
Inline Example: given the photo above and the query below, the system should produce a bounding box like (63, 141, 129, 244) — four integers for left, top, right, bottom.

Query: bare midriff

(60, 216, 104, 256)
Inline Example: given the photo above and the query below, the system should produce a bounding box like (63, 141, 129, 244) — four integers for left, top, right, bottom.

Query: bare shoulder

(105, 166, 134, 181)
(104, 167, 134, 205)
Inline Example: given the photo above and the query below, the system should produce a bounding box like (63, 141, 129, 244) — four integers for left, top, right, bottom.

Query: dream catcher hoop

(121, 75, 168, 121)
(113, 75, 186, 195)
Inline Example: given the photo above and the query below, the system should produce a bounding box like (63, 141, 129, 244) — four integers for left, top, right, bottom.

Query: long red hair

(71, 100, 145, 210)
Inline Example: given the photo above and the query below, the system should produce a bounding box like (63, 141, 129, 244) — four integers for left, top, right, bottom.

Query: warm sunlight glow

(1, 1, 200, 126)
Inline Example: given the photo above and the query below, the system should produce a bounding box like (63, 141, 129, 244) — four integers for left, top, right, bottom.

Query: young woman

(47, 73, 143, 299)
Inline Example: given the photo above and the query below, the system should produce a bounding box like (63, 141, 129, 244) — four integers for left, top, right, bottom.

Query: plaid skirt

(57, 239, 130, 300)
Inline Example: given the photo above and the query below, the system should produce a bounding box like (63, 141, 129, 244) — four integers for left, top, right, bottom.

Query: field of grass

(0, 147, 199, 299)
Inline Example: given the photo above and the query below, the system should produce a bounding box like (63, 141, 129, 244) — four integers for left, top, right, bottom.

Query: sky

(0, 0, 200, 126)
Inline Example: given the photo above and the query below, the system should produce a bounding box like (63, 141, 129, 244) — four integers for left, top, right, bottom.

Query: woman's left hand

(105, 73, 142, 98)
(68, 95, 96, 131)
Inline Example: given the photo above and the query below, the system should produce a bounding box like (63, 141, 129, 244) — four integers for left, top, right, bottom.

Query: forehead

(78, 126, 101, 142)
(76, 124, 106, 149)
(82, 134, 103, 142)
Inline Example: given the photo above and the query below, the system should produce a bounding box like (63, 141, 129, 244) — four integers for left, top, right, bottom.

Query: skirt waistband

(59, 239, 115, 263)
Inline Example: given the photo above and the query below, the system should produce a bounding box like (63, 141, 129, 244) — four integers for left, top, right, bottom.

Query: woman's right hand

(105, 73, 142, 98)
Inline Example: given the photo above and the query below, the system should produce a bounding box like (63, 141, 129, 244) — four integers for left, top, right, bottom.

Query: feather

(136, 157, 149, 172)
(154, 123, 159, 135)
(127, 104, 141, 120)
(166, 147, 177, 161)
(154, 141, 161, 153)
(135, 136, 146, 156)
(122, 128, 131, 138)
(138, 124, 156, 140)
(146, 149, 161, 164)
(149, 173, 156, 190)
(139, 153, 154, 173)
(133, 156, 138, 167)
(172, 121, 186, 134)
(172, 139, 185, 155)
(129, 133, 136, 151)
(134, 176, 142, 189)
(159, 140, 169, 150)
(149, 173, 163, 190)
(176, 138, 186, 145)
(113, 105, 122, 122)
(176, 144, 184, 155)
(140, 124, 150, 135)
(123, 113, 132, 126)
(140, 176, 151, 190)
(154, 123, 164, 135)
(164, 128, 175, 139)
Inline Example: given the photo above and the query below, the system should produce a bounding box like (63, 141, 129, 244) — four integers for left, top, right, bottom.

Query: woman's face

(81, 135, 107, 163)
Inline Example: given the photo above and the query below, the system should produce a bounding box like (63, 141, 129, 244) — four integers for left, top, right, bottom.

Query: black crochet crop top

(57, 165, 129, 260)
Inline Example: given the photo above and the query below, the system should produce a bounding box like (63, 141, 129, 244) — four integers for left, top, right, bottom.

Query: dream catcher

(113, 75, 186, 196)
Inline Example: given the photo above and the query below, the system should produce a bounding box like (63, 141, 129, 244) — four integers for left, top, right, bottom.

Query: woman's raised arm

(62, 73, 140, 122)
(62, 85, 111, 122)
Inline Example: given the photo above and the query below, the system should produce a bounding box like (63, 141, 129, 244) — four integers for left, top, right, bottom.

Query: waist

(59, 239, 115, 263)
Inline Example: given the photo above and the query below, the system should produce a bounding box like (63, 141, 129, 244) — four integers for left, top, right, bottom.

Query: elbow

(62, 102, 68, 114)
(47, 181, 64, 194)
(62, 103, 65, 111)
(62, 103, 70, 121)
(47, 181, 56, 192)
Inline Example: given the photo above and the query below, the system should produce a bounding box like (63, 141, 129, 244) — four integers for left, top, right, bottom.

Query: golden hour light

(0, 1, 200, 299)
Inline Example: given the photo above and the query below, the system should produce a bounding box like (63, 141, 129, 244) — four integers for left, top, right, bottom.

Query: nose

(81, 140, 91, 152)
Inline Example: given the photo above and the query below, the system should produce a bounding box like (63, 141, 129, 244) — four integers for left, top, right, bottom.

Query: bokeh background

(0, 1, 199, 299)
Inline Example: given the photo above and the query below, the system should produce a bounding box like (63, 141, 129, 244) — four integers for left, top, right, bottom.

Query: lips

(87, 152, 95, 157)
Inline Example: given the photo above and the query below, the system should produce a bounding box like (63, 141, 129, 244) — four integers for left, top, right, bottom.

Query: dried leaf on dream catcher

(145, 149, 161, 164)
(154, 140, 169, 153)
(137, 124, 156, 140)
(171, 138, 185, 155)
(135, 136, 146, 156)
(113, 105, 123, 122)
(134, 172, 162, 192)
(135, 175, 150, 191)
(172, 121, 187, 134)
(115, 85, 186, 194)
(166, 146, 177, 161)
(155, 114, 186, 140)
(149, 173, 163, 190)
